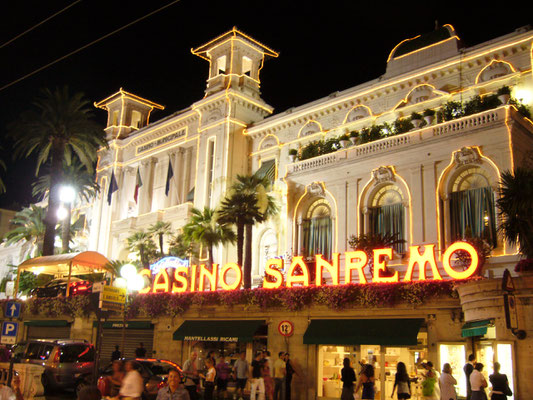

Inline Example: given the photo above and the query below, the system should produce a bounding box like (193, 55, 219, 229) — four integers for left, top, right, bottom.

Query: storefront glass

(439, 343, 466, 398)
(496, 343, 514, 400)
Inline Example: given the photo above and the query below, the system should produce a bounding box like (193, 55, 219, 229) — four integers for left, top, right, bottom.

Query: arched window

(302, 199, 332, 260)
(368, 184, 405, 253)
(449, 167, 497, 247)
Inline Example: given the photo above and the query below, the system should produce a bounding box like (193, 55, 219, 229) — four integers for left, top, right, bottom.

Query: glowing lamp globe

(120, 264, 137, 280)
(59, 185, 76, 203)
(113, 277, 127, 289)
(128, 274, 145, 292)
(56, 206, 68, 220)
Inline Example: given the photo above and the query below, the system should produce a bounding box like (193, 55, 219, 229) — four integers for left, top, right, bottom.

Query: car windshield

(149, 362, 174, 376)
(60, 345, 94, 363)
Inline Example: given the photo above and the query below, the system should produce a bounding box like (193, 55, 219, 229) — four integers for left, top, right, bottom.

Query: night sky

(0, 0, 530, 209)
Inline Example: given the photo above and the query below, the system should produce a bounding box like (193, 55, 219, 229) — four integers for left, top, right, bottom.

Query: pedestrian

(262, 358, 274, 400)
(354, 364, 375, 400)
(156, 368, 190, 400)
(470, 363, 487, 400)
(233, 351, 249, 400)
(439, 363, 457, 400)
(283, 353, 296, 400)
(183, 351, 200, 400)
(391, 361, 411, 400)
(216, 355, 232, 400)
(109, 360, 125, 397)
(135, 342, 147, 358)
(489, 362, 512, 400)
(119, 360, 144, 400)
(421, 362, 439, 400)
(272, 352, 286, 400)
(112, 345, 122, 361)
(250, 351, 265, 400)
(340, 358, 356, 400)
(201, 358, 217, 400)
(464, 354, 476, 400)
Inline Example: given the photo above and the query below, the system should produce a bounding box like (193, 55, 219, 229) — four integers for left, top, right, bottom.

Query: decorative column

(139, 157, 157, 214)
(296, 217, 303, 255)
(182, 147, 192, 202)
(174, 148, 185, 205)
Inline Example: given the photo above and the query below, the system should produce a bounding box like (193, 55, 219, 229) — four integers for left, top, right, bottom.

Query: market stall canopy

(17, 251, 112, 276)
(173, 320, 266, 342)
(303, 318, 424, 346)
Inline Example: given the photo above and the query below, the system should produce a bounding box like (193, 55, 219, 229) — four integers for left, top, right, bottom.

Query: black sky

(0, 0, 530, 209)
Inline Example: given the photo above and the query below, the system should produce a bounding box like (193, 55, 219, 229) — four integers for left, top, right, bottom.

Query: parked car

(11, 339, 95, 393)
(30, 277, 92, 298)
(98, 358, 181, 399)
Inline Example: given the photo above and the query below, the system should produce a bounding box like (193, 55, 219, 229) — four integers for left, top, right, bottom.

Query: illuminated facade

(32, 26, 533, 399)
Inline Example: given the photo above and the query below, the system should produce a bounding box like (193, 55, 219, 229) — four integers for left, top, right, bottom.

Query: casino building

(16, 25, 533, 399)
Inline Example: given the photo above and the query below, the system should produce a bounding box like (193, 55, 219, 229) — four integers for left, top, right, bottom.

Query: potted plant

(339, 134, 351, 148)
(288, 148, 298, 162)
(423, 108, 436, 125)
(410, 111, 423, 129)
(349, 130, 359, 145)
(497, 86, 511, 105)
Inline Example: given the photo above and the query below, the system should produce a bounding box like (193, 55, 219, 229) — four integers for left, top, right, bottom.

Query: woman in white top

(201, 357, 216, 400)
(439, 363, 457, 400)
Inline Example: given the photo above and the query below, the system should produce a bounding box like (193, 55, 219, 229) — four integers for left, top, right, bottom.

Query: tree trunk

(244, 224, 253, 289)
(159, 233, 164, 257)
(208, 246, 214, 268)
(61, 203, 71, 253)
(42, 143, 64, 256)
(236, 222, 244, 270)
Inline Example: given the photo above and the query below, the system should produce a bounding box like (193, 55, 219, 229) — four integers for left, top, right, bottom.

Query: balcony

(287, 106, 508, 176)
(111, 202, 193, 233)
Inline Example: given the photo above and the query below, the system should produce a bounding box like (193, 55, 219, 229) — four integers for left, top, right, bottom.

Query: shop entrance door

(476, 341, 515, 400)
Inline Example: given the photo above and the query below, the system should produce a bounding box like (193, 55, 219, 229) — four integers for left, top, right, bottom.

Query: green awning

(462, 319, 492, 337)
(92, 321, 152, 329)
(303, 319, 424, 345)
(24, 320, 70, 327)
(173, 320, 265, 342)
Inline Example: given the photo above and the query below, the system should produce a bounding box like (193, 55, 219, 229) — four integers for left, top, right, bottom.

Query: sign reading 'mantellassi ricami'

(138, 242, 480, 294)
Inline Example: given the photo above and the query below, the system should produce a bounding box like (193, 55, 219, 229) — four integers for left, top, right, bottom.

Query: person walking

(354, 364, 375, 400)
(469, 363, 487, 400)
(463, 355, 476, 400)
(489, 362, 512, 400)
(284, 353, 296, 400)
(156, 368, 190, 400)
(109, 360, 125, 397)
(202, 358, 217, 400)
(216, 355, 232, 400)
(340, 358, 356, 400)
(250, 351, 265, 400)
(135, 342, 147, 358)
(119, 360, 144, 400)
(272, 352, 286, 400)
(233, 351, 249, 400)
(391, 361, 411, 400)
(183, 352, 200, 400)
(439, 363, 457, 400)
(421, 362, 439, 400)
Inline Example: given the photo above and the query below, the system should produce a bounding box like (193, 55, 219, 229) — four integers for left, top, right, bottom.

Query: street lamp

(58, 185, 76, 253)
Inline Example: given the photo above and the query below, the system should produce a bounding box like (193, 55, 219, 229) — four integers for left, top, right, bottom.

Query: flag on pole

(134, 167, 143, 203)
(107, 170, 118, 205)
(165, 159, 174, 196)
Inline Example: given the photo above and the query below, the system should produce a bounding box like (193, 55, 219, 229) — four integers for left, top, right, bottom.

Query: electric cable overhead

(0, 0, 83, 49)
(0, 0, 181, 93)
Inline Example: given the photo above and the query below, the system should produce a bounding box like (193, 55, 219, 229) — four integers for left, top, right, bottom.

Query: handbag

(504, 384, 513, 397)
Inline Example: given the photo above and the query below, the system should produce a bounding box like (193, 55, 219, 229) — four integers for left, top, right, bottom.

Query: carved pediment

(372, 166, 395, 185)
(454, 146, 482, 166)
(308, 182, 326, 197)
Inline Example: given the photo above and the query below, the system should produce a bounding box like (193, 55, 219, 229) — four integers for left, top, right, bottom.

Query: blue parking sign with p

(1, 322, 18, 344)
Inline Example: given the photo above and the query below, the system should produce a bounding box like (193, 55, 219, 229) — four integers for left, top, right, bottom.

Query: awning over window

(24, 320, 70, 327)
(173, 320, 265, 342)
(462, 319, 492, 337)
(303, 319, 424, 346)
(92, 321, 153, 329)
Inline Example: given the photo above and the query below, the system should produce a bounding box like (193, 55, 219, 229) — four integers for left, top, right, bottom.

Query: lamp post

(114, 264, 145, 358)
(57, 185, 76, 253)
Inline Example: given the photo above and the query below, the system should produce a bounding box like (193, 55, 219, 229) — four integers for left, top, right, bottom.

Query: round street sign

(278, 320, 294, 337)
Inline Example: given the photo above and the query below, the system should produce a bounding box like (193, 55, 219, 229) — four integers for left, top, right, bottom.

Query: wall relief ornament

(372, 166, 395, 185)
(453, 146, 482, 166)
(308, 182, 325, 197)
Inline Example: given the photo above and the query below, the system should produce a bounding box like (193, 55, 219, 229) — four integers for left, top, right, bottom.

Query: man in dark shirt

(463, 354, 476, 400)
(250, 351, 265, 400)
(135, 342, 147, 358)
(111, 345, 121, 361)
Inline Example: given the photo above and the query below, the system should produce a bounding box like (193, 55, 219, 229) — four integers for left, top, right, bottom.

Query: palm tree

(4, 205, 47, 257)
(182, 207, 236, 267)
(219, 173, 278, 288)
(168, 231, 196, 260)
(32, 158, 100, 253)
(497, 168, 533, 258)
(10, 86, 106, 255)
(126, 230, 158, 269)
(149, 221, 172, 257)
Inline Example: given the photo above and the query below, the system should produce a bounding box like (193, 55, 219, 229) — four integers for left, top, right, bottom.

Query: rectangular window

(131, 110, 142, 128)
(242, 56, 252, 77)
(217, 56, 227, 75)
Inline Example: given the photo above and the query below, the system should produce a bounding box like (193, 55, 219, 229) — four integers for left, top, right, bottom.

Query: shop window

(368, 184, 405, 253)
(302, 199, 332, 260)
(496, 344, 515, 400)
(439, 343, 466, 398)
(449, 167, 497, 247)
